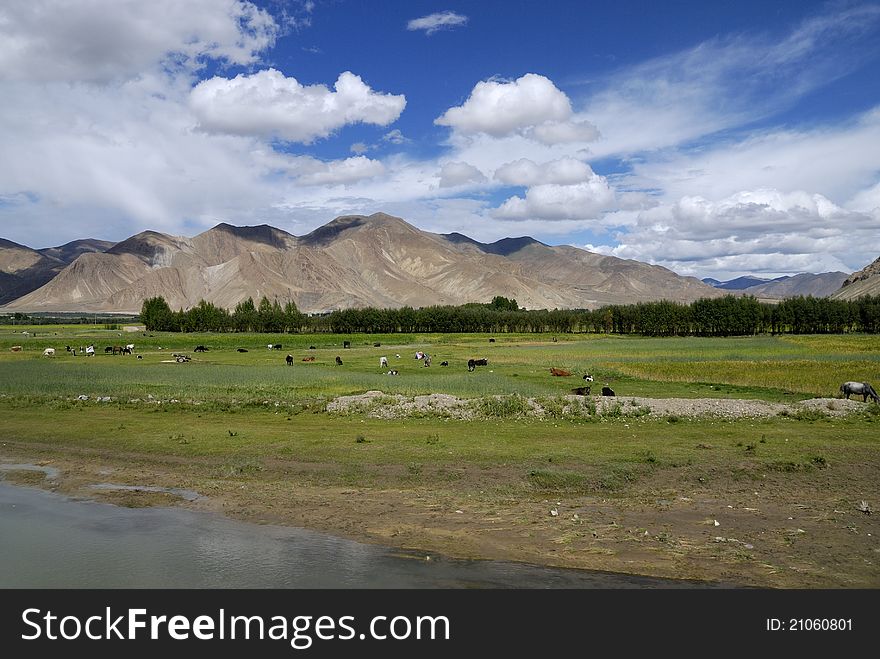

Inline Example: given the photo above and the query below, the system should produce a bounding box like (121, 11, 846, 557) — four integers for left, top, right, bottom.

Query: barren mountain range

(703, 272, 849, 299)
(1, 213, 874, 314)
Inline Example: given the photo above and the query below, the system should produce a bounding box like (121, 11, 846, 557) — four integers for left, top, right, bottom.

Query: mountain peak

(300, 213, 415, 247)
(204, 222, 293, 248)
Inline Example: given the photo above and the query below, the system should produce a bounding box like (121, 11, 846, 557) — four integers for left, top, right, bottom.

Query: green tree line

(140, 294, 880, 335)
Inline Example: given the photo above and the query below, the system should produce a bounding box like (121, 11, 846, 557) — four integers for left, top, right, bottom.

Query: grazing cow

(335, 356, 343, 365)
(467, 358, 488, 372)
(65, 346, 72, 352)
(85, 345, 95, 356)
(194, 345, 208, 352)
(387, 369, 399, 376)
(122, 347, 132, 355)
(552, 337, 558, 342)
(489, 338, 495, 343)
(286, 354, 293, 366)
(395, 354, 401, 359)
(601, 386, 615, 396)
(273, 344, 282, 350)
(571, 386, 591, 396)
(373, 342, 381, 347)
(237, 348, 248, 353)
(105, 346, 114, 353)
(309, 346, 316, 350)
(415, 351, 425, 360)
(10, 346, 21, 352)
(424, 355, 432, 367)
(840, 381, 880, 403)
(343, 341, 351, 349)
(43, 348, 55, 357)
(550, 367, 572, 377)
(380, 356, 388, 368)
(583, 374, 594, 382)
(137, 355, 143, 360)
(440, 361, 449, 367)
(302, 356, 315, 362)
(125, 344, 135, 351)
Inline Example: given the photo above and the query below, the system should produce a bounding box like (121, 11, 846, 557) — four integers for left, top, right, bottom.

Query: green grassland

(2, 327, 879, 401)
(1, 326, 878, 586)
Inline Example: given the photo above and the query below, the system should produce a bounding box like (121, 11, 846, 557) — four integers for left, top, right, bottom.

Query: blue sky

(1, 0, 878, 280)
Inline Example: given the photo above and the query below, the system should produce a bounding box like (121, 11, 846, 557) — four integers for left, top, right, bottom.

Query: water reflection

(0, 483, 729, 588)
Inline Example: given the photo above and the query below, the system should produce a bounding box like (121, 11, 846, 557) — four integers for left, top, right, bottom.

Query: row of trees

(141, 294, 880, 335)
(141, 297, 308, 333)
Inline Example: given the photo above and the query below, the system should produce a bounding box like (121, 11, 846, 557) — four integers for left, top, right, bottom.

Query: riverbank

(2, 401, 878, 588)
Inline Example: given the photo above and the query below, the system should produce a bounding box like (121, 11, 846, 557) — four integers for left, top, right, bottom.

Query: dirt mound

(327, 392, 869, 420)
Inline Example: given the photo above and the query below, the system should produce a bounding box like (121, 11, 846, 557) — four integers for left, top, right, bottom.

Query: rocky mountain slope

(2, 213, 723, 313)
(830, 256, 880, 300)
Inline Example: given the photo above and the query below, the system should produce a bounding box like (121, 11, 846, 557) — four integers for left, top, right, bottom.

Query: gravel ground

(326, 391, 869, 419)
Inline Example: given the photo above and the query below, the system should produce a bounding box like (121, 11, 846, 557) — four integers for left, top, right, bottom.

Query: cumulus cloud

(438, 161, 487, 188)
(436, 74, 571, 136)
(494, 158, 594, 186)
(190, 69, 406, 143)
(292, 156, 386, 186)
(407, 11, 468, 35)
(0, 0, 277, 83)
(383, 129, 409, 144)
(493, 178, 615, 221)
(593, 189, 879, 278)
(350, 142, 370, 154)
(436, 73, 599, 145)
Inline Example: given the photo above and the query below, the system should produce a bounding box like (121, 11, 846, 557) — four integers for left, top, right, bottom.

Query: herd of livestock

(12, 339, 879, 402)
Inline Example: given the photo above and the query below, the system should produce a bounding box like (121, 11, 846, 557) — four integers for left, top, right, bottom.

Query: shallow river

(0, 482, 727, 588)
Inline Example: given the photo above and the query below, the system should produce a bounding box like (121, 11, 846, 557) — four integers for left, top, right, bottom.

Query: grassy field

(1, 325, 878, 587)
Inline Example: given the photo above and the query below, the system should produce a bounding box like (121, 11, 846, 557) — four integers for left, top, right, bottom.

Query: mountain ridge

(1, 213, 723, 313)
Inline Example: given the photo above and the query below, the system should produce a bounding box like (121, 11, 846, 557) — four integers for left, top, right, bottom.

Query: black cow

(373, 342, 381, 347)
(335, 356, 343, 365)
(343, 341, 351, 349)
(467, 358, 488, 372)
(104, 346, 114, 353)
(440, 361, 449, 366)
(286, 354, 293, 366)
(309, 346, 316, 350)
(194, 345, 208, 352)
(272, 344, 282, 350)
(237, 348, 248, 353)
(571, 386, 591, 396)
(601, 386, 615, 396)
(489, 338, 495, 343)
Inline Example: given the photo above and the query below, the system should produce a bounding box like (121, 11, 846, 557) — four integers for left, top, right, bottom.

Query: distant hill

(0, 237, 113, 305)
(703, 272, 848, 299)
(704, 275, 783, 290)
(830, 256, 880, 300)
(2, 213, 723, 314)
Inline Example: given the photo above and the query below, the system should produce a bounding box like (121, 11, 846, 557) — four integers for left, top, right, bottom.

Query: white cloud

(292, 156, 386, 186)
(190, 69, 406, 144)
(0, 0, 277, 83)
(407, 11, 468, 35)
(592, 189, 879, 279)
(624, 107, 880, 205)
(350, 142, 369, 154)
(438, 161, 487, 188)
(436, 74, 572, 137)
(527, 120, 599, 145)
(494, 178, 615, 221)
(581, 5, 880, 159)
(494, 158, 594, 186)
(383, 129, 409, 144)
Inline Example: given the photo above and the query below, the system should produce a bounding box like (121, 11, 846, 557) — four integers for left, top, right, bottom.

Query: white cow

(380, 356, 388, 368)
(42, 348, 55, 357)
